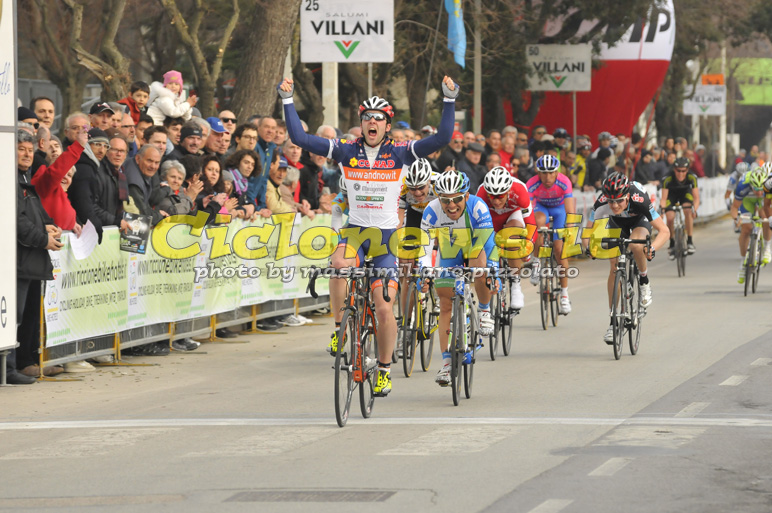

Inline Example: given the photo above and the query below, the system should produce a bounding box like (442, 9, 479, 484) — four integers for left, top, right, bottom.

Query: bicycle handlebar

(304, 265, 391, 302)
(599, 237, 650, 250)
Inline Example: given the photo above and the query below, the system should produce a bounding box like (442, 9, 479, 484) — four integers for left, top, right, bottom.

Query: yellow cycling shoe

(327, 332, 344, 356)
(374, 369, 392, 396)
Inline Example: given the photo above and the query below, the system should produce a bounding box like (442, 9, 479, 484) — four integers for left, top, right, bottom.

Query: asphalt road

(2, 217, 771, 513)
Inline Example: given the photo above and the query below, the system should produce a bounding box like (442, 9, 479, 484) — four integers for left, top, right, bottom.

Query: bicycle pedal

(374, 392, 390, 398)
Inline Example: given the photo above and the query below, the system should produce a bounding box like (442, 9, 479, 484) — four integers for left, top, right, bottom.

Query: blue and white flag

(445, 0, 466, 69)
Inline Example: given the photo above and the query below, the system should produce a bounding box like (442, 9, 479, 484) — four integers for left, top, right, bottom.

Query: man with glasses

(278, 74, 458, 397)
(660, 156, 700, 258)
(530, 126, 547, 146)
(94, 133, 132, 230)
(418, 170, 497, 386)
(118, 112, 138, 157)
(526, 155, 576, 314)
(232, 124, 259, 153)
(437, 130, 465, 172)
(589, 172, 669, 343)
(516, 132, 529, 148)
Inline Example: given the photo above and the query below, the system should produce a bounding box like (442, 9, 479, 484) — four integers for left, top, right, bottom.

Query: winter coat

(146, 81, 192, 126)
(17, 169, 55, 281)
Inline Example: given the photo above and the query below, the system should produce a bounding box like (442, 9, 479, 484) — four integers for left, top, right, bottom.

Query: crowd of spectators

(10, 71, 742, 384)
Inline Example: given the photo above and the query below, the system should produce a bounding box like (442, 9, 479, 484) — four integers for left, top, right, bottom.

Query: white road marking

(594, 426, 704, 449)
(527, 499, 574, 513)
(720, 375, 749, 386)
(0, 428, 177, 460)
(378, 426, 516, 456)
(588, 457, 634, 477)
(1, 416, 772, 431)
(183, 427, 337, 457)
(751, 358, 772, 366)
(675, 402, 710, 418)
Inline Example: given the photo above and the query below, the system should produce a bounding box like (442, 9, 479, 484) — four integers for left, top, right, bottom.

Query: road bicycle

(671, 205, 688, 277)
(601, 236, 650, 360)
(398, 269, 439, 376)
(490, 258, 519, 359)
(742, 212, 765, 296)
(308, 260, 391, 427)
(537, 226, 561, 330)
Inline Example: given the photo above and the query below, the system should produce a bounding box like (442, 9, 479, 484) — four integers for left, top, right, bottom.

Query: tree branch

(211, 0, 240, 82)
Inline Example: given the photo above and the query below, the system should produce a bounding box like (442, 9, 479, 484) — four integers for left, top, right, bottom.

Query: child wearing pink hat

(146, 70, 198, 126)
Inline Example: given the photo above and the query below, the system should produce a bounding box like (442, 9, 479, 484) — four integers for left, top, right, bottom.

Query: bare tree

(158, 0, 240, 117)
(230, 0, 302, 122)
(62, 0, 132, 100)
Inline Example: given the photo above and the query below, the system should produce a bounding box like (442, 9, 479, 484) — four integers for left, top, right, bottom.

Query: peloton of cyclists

(660, 156, 700, 257)
(418, 171, 497, 386)
(278, 74, 459, 396)
(589, 172, 670, 344)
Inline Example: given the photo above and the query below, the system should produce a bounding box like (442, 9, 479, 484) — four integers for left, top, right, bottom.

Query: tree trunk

(231, 0, 301, 122)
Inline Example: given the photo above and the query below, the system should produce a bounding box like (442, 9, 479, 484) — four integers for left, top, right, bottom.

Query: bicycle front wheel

(501, 277, 515, 356)
(549, 260, 559, 327)
(359, 311, 377, 419)
(464, 307, 476, 399)
(628, 270, 642, 356)
(420, 288, 437, 371)
(334, 310, 356, 427)
(489, 290, 500, 361)
(611, 270, 626, 360)
(753, 233, 762, 293)
(675, 225, 685, 277)
(450, 296, 463, 406)
(391, 281, 401, 363)
(401, 281, 419, 377)
(539, 259, 549, 330)
(745, 235, 756, 296)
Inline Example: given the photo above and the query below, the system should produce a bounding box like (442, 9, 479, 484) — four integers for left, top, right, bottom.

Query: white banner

(526, 44, 592, 92)
(0, 0, 17, 352)
(300, 0, 394, 63)
(683, 84, 726, 116)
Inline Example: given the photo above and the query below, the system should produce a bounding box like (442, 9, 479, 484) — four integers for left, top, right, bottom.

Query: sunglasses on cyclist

(490, 192, 508, 199)
(408, 186, 427, 193)
(439, 194, 465, 205)
(607, 197, 627, 205)
(361, 112, 387, 122)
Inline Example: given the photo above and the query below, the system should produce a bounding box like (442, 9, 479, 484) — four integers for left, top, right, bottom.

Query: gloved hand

(277, 80, 294, 99)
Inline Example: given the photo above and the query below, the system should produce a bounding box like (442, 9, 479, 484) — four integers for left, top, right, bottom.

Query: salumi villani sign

(526, 44, 592, 92)
(300, 0, 394, 63)
(683, 84, 726, 116)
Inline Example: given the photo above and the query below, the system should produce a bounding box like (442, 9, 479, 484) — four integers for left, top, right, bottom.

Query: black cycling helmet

(674, 156, 690, 168)
(602, 172, 630, 200)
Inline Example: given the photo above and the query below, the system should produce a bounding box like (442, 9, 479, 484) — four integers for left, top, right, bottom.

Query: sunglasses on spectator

(361, 112, 387, 121)
(608, 197, 627, 205)
(221, 117, 237, 124)
(517, 137, 528, 142)
(451, 138, 463, 143)
(439, 194, 465, 205)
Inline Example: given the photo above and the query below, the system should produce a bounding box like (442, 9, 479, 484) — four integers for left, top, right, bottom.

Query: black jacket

(17, 170, 54, 281)
(124, 158, 164, 226)
(436, 147, 464, 172)
(298, 154, 321, 210)
(67, 149, 104, 241)
(457, 157, 487, 196)
(93, 160, 123, 227)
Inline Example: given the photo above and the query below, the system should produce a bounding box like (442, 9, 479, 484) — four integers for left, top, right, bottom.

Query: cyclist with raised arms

(418, 171, 497, 387)
(278, 75, 458, 396)
(526, 154, 575, 314)
(730, 166, 771, 279)
(589, 172, 669, 343)
(660, 156, 700, 257)
(476, 166, 535, 310)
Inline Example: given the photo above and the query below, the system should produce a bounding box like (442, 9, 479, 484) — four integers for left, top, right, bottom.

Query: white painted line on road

(526, 499, 574, 513)
(378, 426, 516, 456)
(594, 427, 704, 449)
(751, 358, 772, 366)
(588, 457, 634, 477)
(2, 416, 772, 431)
(183, 426, 337, 457)
(674, 402, 710, 418)
(720, 375, 749, 386)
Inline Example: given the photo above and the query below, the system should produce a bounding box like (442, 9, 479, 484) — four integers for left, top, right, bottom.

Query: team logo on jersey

(349, 157, 358, 167)
(381, 153, 391, 159)
(353, 183, 361, 191)
(631, 193, 644, 203)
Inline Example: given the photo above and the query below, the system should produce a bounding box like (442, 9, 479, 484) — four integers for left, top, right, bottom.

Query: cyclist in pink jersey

(526, 155, 576, 314)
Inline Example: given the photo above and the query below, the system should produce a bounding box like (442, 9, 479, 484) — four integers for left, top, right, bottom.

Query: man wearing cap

(204, 116, 229, 162)
(457, 142, 487, 194)
(67, 127, 109, 242)
(552, 128, 569, 158)
(89, 102, 115, 131)
(165, 121, 203, 162)
(436, 130, 465, 172)
(572, 141, 592, 188)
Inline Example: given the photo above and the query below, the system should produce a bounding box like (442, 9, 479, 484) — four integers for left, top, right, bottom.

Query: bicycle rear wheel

(539, 259, 549, 330)
(359, 311, 377, 418)
(401, 282, 418, 377)
(464, 307, 476, 399)
(334, 310, 356, 427)
(450, 296, 463, 406)
(611, 270, 625, 360)
(420, 288, 437, 371)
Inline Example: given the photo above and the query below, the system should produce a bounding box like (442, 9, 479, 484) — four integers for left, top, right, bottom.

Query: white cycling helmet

(358, 96, 394, 119)
(405, 159, 433, 187)
(761, 161, 772, 177)
(483, 166, 514, 195)
(734, 161, 749, 175)
(434, 170, 470, 195)
(535, 154, 560, 173)
(338, 175, 347, 194)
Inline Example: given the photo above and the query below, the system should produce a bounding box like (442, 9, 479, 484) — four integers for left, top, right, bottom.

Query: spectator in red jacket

(118, 81, 151, 124)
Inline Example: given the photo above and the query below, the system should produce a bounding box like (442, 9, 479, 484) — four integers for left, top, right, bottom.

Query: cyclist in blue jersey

(418, 171, 497, 386)
(278, 75, 459, 396)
